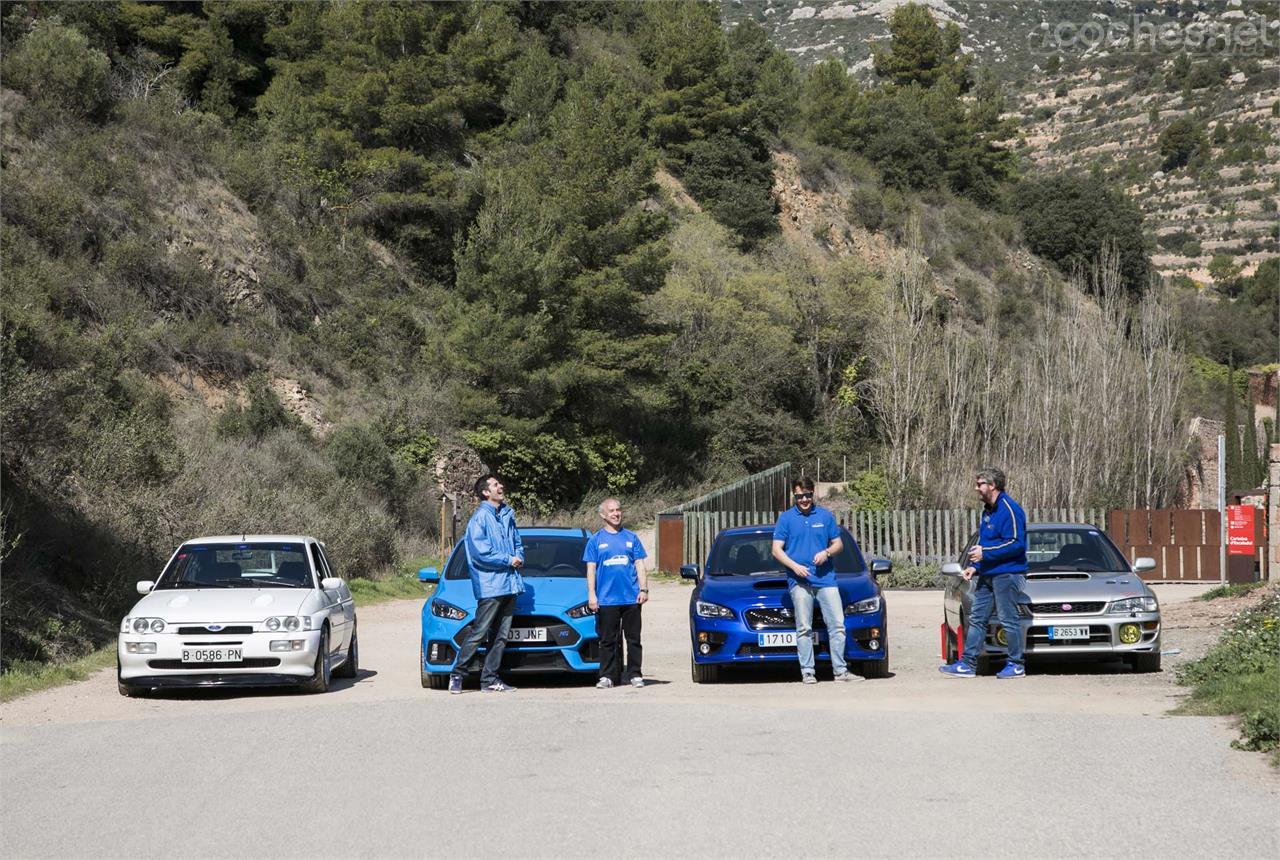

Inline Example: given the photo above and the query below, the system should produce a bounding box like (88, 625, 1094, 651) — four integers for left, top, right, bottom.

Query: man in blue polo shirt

(583, 497, 649, 689)
(771, 477, 856, 684)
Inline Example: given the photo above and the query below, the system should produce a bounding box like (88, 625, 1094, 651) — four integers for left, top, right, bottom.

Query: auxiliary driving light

(270, 640, 306, 652)
(699, 643, 711, 655)
(995, 628, 1008, 646)
(1118, 623, 1141, 644)
(868, 639, 880, 650)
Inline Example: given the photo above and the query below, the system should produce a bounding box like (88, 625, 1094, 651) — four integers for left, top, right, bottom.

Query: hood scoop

(754, 579, 789, 590)
(1027, 572, 1091, 581)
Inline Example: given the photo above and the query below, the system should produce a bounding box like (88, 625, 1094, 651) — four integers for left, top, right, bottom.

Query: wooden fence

(661, 506, 1269, 583)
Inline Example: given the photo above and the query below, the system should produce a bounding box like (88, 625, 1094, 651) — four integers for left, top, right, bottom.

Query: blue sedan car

(682, 525, 891, 682)
(419, 527, 598, 689)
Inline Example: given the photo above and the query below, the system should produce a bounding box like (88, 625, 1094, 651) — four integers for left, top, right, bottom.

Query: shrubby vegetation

(0, 1, 1262, 671)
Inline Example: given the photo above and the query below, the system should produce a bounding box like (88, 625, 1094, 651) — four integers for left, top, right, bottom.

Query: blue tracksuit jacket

(975, 492, 1028, 575)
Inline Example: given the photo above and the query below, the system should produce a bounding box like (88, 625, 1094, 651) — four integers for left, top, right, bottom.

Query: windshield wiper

(211, 577, 263, 588)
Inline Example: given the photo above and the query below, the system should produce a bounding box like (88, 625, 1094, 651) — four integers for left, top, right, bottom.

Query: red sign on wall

(1226, 505, 1256, 556)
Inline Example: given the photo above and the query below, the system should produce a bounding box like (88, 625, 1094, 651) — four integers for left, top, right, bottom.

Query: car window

(156, 543, 314, 588)
(1027, 528, 1127, 572)
(309, 544, 329, 580)
(445, 535, 588, 579)
(709, 529, 867, 576)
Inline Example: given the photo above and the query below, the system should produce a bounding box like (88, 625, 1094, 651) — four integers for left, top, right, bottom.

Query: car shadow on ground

(133, 668, 379, 700)
(706, 665, 897, 684)
(1021, 658, 1153, 676)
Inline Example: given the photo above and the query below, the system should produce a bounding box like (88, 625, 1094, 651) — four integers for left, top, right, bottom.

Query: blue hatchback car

(418, 527, 598, 689)
(683, 524, 891, 682)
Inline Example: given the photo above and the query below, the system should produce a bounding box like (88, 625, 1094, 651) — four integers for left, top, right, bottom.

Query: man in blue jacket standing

(449, 474, 524, 694)
(940, 466, 1029, 679)
(771, 477, 858, 684)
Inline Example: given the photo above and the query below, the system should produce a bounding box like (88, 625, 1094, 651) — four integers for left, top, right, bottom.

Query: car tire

(1130, 651, 1162, 673)
(117, 661, 140, 698)
(301, 627, 331, 694)
(334, 626, 358, 679)
(691, 654, 719, 684)
(859, 657, 890, 679)
(944, 618, 959, 664)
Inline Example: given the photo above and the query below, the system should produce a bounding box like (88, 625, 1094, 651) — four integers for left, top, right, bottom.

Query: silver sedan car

(941, 523, 1161, 673)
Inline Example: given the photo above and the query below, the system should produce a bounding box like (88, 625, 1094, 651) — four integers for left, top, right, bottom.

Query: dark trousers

(596, 603, 642, 684)
(451, 595, 516, 686)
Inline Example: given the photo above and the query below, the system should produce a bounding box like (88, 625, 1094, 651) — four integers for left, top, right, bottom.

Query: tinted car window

(708, 529, 867, 576)
(445, 536, 588, 579)
(157, 543, 313, 588)
(1026, 528, 1128, 571)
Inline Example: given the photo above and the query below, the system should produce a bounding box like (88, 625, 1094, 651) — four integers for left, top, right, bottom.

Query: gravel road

(2, 582, 1276, 859)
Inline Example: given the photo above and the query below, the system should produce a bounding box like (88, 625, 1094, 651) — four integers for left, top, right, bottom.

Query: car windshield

(155, 543, 314, 589)
(708, 529, 867, 576)
(1025, 528, 1129, 572)
(445, 535, 588, 579)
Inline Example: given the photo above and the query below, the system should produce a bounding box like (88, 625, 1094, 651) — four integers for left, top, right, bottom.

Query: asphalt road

(2, 583, 1277, 859)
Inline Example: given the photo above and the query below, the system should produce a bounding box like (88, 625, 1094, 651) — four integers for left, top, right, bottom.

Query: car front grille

(744, 608, 829, 629)
(451, 615, 581, 649)
(177, 626, 255, 635)
(148, 658, 281, 669)
(1027, 625, 1112, 646)
(1027, 602, 1105, 615)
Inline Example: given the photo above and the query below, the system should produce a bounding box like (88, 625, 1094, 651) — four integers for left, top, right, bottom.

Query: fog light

(699, 643, 711, 655)
(995, 628, 1008, 646)
(868, 639, 880, 650)
(125, 642, 157, 654)
(270, 639, 306, 652)
(1119, 624, 1141, 644)
(429, 643, 440, 662)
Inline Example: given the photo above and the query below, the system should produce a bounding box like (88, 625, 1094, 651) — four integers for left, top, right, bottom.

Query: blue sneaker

(938, 662, 976, 678)
(996, 663, 1026, 679)
(448, 674, 463, 694)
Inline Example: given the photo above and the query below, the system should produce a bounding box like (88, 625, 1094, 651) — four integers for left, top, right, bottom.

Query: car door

(315, 542, 354, 651)
(310, 542, 347, 654)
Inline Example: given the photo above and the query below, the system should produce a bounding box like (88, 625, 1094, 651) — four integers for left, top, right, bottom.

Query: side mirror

(418, 567, 440, 583)
(940, 562, 965, 577)
(321, 577, 343, 590)
(1133, 557, 1156, 573)
(869, 559, 892, 578)
(136, 580, 154, 594)
(679, 564, 700, 580)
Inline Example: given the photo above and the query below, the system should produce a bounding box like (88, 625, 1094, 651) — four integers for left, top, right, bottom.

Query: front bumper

(690, 614, 888, 666)
(118, 629, 322, 683)
(975, 612, 1161, 657)
(420, 611, 599, 676)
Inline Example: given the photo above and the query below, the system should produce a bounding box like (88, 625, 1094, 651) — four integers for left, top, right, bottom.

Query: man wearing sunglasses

(771, 477, 856, 683)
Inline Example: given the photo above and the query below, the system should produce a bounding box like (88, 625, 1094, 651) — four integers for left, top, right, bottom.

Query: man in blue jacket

(449, 474, 524, 694)
(940, 466, 1029, 679)
(771, 477, 858, 684)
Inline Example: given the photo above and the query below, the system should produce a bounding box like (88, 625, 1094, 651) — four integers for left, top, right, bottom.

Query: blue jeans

(961, 574, 1026, 668)
(789, 582, 847, 676)
(451, 595, 516, 686)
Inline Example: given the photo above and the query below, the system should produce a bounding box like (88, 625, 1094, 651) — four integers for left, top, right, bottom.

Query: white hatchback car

(118, 535, 357, 696)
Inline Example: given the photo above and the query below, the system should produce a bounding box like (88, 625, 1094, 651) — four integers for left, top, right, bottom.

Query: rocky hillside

(724, 0, 1280, 283)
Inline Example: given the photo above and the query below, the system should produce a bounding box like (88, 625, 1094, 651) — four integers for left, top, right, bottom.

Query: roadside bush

(885, 556, 942, 588)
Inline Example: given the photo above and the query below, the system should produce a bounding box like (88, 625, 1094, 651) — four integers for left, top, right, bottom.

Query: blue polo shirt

(773, 505, 840, 587)
(582, 528, 647, 606)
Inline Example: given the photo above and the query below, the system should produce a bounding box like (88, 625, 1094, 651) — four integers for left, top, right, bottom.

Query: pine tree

(1223, 367, 1241, 491)
(1241, 410, 1261, 488)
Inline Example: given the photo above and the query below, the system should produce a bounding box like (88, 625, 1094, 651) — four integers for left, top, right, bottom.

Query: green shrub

(1181, 239, 1203, 258)
(847, 183, 885, 230)
(2, 20, 111, 119)
(216, 372, 298, 440)
(885, 557, 942, 588)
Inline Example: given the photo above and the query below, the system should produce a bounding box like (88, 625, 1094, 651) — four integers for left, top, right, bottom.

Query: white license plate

(182, 647, 242, 663)
(757, 631, 818, 648)
(508, 627, 547, 643)
(1049, 626, 1090, 640)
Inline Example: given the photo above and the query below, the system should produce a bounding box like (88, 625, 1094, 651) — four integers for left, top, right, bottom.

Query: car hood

(1021, 573, 1151, 603)
(514, 577, 588, 611)
(130, 588, 311, 622)
(701, 574, 877, 604)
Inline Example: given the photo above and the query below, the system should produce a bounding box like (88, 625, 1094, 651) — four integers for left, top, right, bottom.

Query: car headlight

(844, 596, 881, 615)
(1109, 596, 1158, 614)
(566, 602, 595, 618)
(265, 616, 312, 631)
(129, 617, 166, 633)
(695, 600, 735, 620)
(430, 600, 468, 621)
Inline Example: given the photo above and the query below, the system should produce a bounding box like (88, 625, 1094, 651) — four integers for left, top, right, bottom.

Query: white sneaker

(630, 676, 644, 688)
(801, 674, 818, 685)
(596, 677, 614, 689)
(833, 672, 864, 683)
